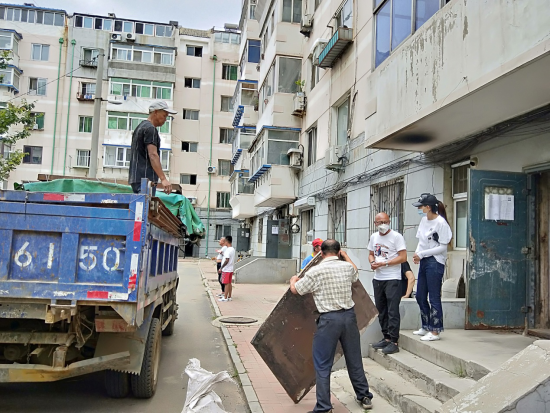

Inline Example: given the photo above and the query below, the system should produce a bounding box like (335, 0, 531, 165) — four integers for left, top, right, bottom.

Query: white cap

(148, 100, 178, 114)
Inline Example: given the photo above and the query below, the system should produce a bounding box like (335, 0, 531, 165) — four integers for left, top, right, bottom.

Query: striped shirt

(295, 256, 358, 313)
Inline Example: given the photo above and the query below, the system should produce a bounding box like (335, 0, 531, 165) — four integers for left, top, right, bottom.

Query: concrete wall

(234, 258, 297, 284)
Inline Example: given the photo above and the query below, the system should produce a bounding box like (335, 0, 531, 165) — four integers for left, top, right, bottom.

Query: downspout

(205, 54, 217, 257)
(62, 39, 76, 174)
(50, 37, 64, 175)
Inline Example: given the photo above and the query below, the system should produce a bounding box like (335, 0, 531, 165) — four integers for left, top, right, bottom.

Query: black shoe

(358, 397, 373, 410)
(371, 339, 390, 349)
(306, 410, 333, 413)
(382, 342, 400, 354)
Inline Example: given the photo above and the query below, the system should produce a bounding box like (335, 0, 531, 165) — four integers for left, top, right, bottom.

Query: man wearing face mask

(368, 212, 407, 354)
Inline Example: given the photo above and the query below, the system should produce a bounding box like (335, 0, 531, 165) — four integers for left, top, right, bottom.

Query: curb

(197, 260, 263, 413)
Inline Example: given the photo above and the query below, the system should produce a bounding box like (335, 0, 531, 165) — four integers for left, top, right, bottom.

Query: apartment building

(235, 0, 550, 333)
(0, 3, 243, 258)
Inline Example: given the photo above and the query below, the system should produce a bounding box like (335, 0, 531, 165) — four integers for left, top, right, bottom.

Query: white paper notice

(272, 226, 279, 235)
(485, 194, 514, 221)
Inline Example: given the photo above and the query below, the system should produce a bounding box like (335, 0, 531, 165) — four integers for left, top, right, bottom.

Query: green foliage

(295, 79, 306, 92)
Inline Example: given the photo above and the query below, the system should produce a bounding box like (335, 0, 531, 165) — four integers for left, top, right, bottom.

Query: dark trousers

(373, 279, 402, 343)
(312, 308, 373, 412)
(131, 182, 156, 197)
(416, 256, 445, 333)
(216, 262, 225, 292)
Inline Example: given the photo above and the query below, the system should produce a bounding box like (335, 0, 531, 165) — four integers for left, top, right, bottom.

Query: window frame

(215, 224, 233, 241)
(220, 128, 233, 144)
(31, 112, 45, 130)
(76, 149, 91, 167)
(307, 127, 317, 166)
(370, 178, 405, 234)
(282, 0, 303, 23)
(182, 109, 199, 120)
(222, 64, 238, 81)
(186, 46, 203, 57)
(181, 141, 198, 152)
(329, 195, 347, 246)
(451, 161, 470, 250)
(22, 145, 42, 164)
(180, 174, 197, 185)
(184, 78, 201, 88)
(218, 159, 232, 176)
(221, 96, 234, 112)
(78, 116, 93, 133)
(216, 192, 231, 209)
(29, 77, 47, 96)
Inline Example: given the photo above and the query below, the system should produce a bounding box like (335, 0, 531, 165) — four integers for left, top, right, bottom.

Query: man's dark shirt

(128, 120, 160, 185)
(401, 261, 412, 298)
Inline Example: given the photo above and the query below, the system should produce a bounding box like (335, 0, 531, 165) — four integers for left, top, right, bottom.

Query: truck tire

(162, 292, 176, 337)
(131, 317, 161, 398)
(105, 370, 130, 398)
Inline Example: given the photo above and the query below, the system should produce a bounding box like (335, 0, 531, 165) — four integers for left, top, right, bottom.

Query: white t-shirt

(216, 246, 227, 261)
(367, 230, 407, 281)
(415, 215, 452, 265)
(222, 246, 236, 272)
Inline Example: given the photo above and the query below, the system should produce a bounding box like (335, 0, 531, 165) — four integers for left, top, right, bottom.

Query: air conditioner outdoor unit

(187, 197, 197, 205)
(126, 33, 136, 41)
(32, 124, 39, 130)
(207, 166, 216, 174)
(292, 92, 306, 116)
(325, 145, 345, 171)
(287, 148, 303, 169)
(111, 33, 122, 41)
(300, 14, 313, 36)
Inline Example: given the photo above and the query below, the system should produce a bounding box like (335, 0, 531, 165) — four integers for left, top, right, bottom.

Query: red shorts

(221, 272, 233, 284)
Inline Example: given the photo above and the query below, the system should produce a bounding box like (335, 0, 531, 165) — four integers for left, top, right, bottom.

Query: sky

(7, 0, 243, 29)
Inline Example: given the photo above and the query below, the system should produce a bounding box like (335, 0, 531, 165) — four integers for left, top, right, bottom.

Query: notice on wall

(272, 226, 279, 235)
(485, 194, 514, 221)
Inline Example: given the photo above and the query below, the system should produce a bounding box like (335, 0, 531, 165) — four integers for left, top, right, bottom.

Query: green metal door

(467, 169, 529, 329)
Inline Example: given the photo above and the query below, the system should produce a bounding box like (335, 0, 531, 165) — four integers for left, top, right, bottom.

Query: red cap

(312, 238, 323, 247)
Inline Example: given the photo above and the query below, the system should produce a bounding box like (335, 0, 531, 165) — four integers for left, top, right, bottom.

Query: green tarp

(22, 179, 205, 237)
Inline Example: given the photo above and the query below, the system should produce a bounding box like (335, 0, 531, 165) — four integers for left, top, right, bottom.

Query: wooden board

(250, 254, 378, 403)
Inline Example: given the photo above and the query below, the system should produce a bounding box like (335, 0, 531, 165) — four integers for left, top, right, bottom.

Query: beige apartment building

(0, 3, 243, 257)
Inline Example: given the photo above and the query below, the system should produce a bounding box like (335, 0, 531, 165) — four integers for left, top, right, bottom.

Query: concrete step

(362, 358, 443, 413)
(399, 330, 535, 381)
(368, 346, 477, 403)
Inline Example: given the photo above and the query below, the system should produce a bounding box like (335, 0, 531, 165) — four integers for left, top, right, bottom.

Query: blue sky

(8, 0, 242, 29)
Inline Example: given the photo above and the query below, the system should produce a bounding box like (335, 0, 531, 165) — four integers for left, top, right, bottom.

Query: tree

(0, 50, 35, 183)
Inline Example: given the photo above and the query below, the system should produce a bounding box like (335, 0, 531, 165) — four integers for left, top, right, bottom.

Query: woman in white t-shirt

(412, 193, 452, 342)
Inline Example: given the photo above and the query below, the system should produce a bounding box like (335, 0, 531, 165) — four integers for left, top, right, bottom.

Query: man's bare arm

(290, 275, 300, 295)
(147, 144, 172, 193)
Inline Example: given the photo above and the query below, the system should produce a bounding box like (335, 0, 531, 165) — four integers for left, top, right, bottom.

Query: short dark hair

(225, 235, 232, 243)
(321, 239, 340, 255)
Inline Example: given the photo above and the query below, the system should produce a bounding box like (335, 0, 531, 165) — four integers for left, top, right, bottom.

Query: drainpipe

(50, 37, 65, 175)
(62, 39, 76, 174)
(205, 54, 217, 258)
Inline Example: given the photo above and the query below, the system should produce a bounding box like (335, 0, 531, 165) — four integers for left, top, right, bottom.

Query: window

(4, 8, 62, 25)
(282, 0, 302, 23)
(452, 162, 469, 249)
(248, 40, 261, 63)
(183, 109, 199, 120)
(109, 78, 173, 100)
(0, 68, 19, 90)
(83, 16, 93, 29)
(0, 34, 11, 49)
(214, 32, 241, 44)
(220, 128, 233, 144)
(217, 192, 231, 208)
(310, 56, 320, 89)
(370, 179, 404, 234)
(222, 64, 238, 81)
(250, 3, 256, 19)
(218, 160, 231, 176)
(258, 218, 263, 243)
(278, 57, 301, 93)
(107, 112, 171, 133)
(215, 225, 232, 240)
(184, 78, 201, 88)
(336, 97, 350, 146)
(76, 149, 90, 167)
(31, 112, 45, 130)
(111, 44, 175, 66)
(103, 19, 112, 31)
(329, 196, 347, 246)
(79, 116, 93, 133)
(375, 0, 441, 67)
(301, 209, 314, 246)
(81, 82, 96, 95)
(104, 146, 131, 168)
(186, 46, 203, 57)
(114, 20, 123, 32)
(23, 146, 42, 164)
(29, 77, 47, 96)
(181, 142, 198, 152)
(307, 127, 317, 166)
(221, 96, 233, 112)
(94, 18, 103, 30)
(82, 48, 99, 65)
(123, 21, 133, 33)
(160, 150, 170, 171)
(180, 174, 197, 185)
(336, 0, 353, 28)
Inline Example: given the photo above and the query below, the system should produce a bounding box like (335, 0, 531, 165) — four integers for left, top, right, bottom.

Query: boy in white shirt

(215, 238, 227, 298)
(218, 235, 236, 302)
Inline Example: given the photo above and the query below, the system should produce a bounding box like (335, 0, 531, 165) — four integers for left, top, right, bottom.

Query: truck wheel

(105, 370, 130, 398)
(131, 317, 161, 398)
(162, 292, 176, 337)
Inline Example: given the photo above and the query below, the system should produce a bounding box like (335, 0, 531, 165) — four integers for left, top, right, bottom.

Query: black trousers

(373, 279, 401, 343)
(217, 262, 225, 292)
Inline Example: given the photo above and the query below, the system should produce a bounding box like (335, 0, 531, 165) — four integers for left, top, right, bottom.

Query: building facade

(0, 3, 243, 258)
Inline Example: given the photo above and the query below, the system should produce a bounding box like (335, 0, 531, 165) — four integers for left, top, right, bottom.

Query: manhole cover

(219, 316, 258, 325)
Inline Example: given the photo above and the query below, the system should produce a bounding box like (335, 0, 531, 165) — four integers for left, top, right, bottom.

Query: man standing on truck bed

(129, 101, 177, 195)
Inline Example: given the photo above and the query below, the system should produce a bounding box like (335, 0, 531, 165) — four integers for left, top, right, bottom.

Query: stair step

(368, 346, 477, 403)
(331, 369, 399, 413)
(362, 358, 442, 413)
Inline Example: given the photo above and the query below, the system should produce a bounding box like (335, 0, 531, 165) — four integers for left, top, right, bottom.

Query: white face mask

(378, 224, 390, 234)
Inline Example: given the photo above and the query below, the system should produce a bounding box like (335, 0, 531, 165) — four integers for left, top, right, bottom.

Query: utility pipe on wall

(205, 54, 217, 258)
(62, 39, 76, 174)
(50, 37, 64, 175)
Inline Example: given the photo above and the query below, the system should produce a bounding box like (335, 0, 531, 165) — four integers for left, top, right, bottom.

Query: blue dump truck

(0, 179, 203, 398)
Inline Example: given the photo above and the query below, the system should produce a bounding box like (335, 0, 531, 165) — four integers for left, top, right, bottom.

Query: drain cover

(219, 316, 258, 325)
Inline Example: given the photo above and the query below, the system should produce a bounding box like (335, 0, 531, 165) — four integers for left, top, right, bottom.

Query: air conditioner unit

(287, 148, 303, 169)
(126, 33, 136, 41)
(300, 14, 313, 36)
(111, 33, 122, 41)
(207, 166, 216, 174)
(32, 124, 39, 130)
(292, 92, 306, 116)
(187, 196, 197, 205)
(325, 145, 345, 171)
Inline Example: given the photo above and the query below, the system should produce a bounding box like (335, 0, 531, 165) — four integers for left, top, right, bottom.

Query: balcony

(232, 128, 256, 165)
(318, 27, 353, 69)
(79, 59, 98, 68)
(364, 0, 550, 152)
(229, 170, 256, 219)
(76, 92, 94, 102)
(232, 80, 258, 127)
(250, 165, 297, 208)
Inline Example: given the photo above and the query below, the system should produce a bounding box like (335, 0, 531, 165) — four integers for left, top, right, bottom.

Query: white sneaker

(413, 328, 428, 336)
(219, 298, 228, 302)
(420, 332, 441, 341)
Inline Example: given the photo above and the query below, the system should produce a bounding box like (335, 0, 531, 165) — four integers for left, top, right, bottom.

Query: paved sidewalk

(196, 259, 358, 413)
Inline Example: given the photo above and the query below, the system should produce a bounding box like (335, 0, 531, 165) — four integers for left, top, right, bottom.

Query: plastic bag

(182, 358, 236, 413)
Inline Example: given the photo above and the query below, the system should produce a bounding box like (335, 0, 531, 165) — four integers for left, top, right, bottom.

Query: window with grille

(329, 196, 347, 246)
(452, 162, 470, 249)
(370, 179, 404, 234)
(76, 150, 90, 167)
(217, 192, 231, 208)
